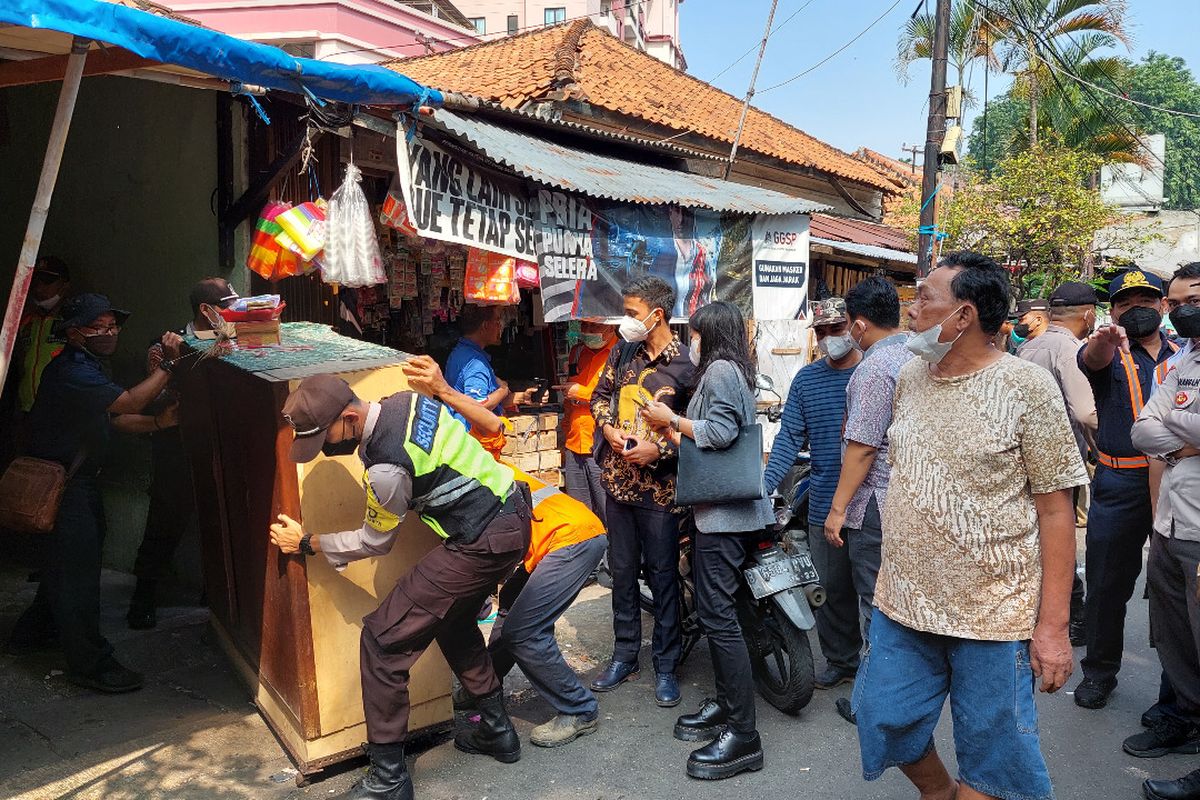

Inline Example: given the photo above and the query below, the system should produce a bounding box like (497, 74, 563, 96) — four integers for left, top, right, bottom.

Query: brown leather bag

(0, 452, 86, 534)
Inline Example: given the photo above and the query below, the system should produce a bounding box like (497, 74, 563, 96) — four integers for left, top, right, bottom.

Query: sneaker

(67, 658, 144, 694)
(1144, 767, 1200, 800)
(814, 664, 855, 690)
(1073, 676, 1117, 709)
(530, 713, 599, 748)
(1123, 718, 1200, 759)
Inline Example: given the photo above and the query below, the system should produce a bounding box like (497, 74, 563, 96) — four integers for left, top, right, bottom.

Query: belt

(1097, 451, 1149, 470)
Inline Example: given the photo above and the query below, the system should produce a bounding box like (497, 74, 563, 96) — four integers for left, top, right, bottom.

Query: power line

(708, 0, 820, 83)
(1042, 60, 1200, 120)
(318, 0, 657, 60)
(758, 0, 906, 94)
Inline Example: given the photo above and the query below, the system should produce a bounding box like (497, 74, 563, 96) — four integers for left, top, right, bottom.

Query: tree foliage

(1123, 52, 1200, 210)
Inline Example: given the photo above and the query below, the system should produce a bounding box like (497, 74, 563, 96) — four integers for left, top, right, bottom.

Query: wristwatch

(670, 414, 680, 432)
(299, 533, 315, 556)
(159, 357, 177, 374)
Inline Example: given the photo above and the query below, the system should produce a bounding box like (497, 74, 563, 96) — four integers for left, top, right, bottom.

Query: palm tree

(896, 0, 1004, 106)
(996, 0, 1129, 144)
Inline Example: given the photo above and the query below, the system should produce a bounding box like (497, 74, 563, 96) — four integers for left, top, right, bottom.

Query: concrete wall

(0, 76, 227, 593)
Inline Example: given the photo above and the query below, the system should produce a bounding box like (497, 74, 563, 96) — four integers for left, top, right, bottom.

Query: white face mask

(688, 337, 701, 366)
(848, 320, 866, 352)
(34, 294, 61, 311)
(819, 333, 854, 361)
(618, 310, 658, 343)
(907, 305, 967, 365)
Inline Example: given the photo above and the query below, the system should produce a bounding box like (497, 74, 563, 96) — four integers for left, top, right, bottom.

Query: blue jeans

(489, 536, 607, 716)
(854, 611, 1054, 800)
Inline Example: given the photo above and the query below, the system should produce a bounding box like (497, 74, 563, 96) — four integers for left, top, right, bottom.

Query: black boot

(686, 728, 763, 780)
(340, 742, 413, 800)
(674, 698, 728, 742)
(454, 689, 521, 763)
(126, 579, 157, 630)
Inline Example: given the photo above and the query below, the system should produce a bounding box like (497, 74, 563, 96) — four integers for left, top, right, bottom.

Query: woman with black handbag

(641, 300, 773, 781)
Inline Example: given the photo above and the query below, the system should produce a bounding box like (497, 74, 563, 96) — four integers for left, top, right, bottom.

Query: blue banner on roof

(0, 0, 441, 107)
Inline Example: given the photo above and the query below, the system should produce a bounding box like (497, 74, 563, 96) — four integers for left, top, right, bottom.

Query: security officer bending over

(268, 375, 532, 800)
(1074, 269, 1179, 710)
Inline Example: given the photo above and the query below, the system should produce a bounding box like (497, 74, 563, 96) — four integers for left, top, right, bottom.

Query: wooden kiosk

(181, 324, 453, 778)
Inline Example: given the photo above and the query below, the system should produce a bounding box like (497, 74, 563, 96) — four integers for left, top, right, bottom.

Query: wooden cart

(181, 331, 452, 779)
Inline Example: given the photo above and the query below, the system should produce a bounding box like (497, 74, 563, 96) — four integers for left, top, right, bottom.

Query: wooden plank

(220, 129, 311, 235)
(0, 46, 157, 89)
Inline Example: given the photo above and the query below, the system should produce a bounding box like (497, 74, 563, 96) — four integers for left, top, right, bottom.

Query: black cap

(52, 293, 130, 337)
(34, 255, 70, 281)
(281, 374, 355, 462)
(1049, 281, 1100, 307)
(189, 277, 239, 313)
(1015, 298, 1049, 315)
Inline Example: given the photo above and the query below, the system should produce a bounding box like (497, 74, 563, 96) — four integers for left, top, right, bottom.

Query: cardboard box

(529, 468, 564, 488)
(509, 413, 559, 437)
(513, 449, 562, 473)
(500, 428, 558, 456)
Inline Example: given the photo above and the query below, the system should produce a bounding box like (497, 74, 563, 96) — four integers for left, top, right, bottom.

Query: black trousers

(358, 499, 530, 743)
(1082, 464, 1153, 682)
(14, 477, 114, 675)
(133, 430, 197, 583)
(605, 497, 682, 673)
(1148, 533, 1200, 721)
(694, 530, 756, 733)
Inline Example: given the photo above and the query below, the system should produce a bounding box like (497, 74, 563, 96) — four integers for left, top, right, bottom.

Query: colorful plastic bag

(323, 163, 385, 287)
(275, 200, 327, 262)
(464, 249, 520, 305)
(514, 259, 539, 289)
(379, 189, 418, 236)
(246, 202, 290, 280)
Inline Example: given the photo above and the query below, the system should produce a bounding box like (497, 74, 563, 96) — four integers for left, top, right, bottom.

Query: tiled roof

(854, 147, 921, 188)
(387, 20, 896, 192)
(810, 213, 913, 254)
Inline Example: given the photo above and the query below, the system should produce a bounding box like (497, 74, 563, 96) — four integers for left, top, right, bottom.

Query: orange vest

(509, 466, 605, 573)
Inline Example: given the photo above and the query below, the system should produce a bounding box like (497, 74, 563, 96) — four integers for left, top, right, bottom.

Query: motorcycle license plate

(743, 553, 819, 600)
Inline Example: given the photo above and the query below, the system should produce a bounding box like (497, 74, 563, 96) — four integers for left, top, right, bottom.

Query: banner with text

(396, 131, 538, 260)
(751, 214, 810, 321)
(535, 187, 757, 322)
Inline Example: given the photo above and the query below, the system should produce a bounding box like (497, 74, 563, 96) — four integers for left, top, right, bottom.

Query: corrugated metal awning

(811, 236, 917, 265)
(428, 109, 830, 216)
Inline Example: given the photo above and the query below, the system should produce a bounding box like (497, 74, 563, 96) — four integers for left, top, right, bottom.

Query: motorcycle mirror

(755, 373, 775, 392)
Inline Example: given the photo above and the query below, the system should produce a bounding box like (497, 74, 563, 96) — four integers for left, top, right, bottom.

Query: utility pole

(901, 143, 922, 174)
(916, 0, 951, 278)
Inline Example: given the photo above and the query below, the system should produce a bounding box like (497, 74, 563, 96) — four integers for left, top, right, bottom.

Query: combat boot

(340, 742, 413, 800)
(454, 689, 521, 763)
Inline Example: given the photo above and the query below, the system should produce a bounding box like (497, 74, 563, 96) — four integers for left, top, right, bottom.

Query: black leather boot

(340, 742, 413, 800)
(674, 699, 728, 742)
(126, 579, 157, 630)
(454, 689, 521, 763)
(686, 728, 764, 780)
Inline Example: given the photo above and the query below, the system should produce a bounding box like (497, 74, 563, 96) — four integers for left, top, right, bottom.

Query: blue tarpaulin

(0, 0, 442, 106)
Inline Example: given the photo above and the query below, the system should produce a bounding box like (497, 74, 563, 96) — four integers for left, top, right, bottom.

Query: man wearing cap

(1018, 281, 1100, 644)
(13, 255, 71, 415)
(5, 294, 183, 693)
(127, 278, 240, 629)
(267, 374, 532, 800)
(762, 296, 862, 692)
(1011, 297, 1050, 352)
(1074, 268, 1180, 710)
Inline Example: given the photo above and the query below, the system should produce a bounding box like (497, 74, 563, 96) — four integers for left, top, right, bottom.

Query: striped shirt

(763, 358, 857, 525)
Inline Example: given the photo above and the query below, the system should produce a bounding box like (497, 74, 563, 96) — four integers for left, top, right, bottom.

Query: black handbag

(674, 423, 765, 506)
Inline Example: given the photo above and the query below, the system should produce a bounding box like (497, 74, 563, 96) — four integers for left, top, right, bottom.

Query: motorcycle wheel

(743, 603, 814, 715)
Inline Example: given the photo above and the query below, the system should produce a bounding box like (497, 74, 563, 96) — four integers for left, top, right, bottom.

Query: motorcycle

(636, 375, 824, 714)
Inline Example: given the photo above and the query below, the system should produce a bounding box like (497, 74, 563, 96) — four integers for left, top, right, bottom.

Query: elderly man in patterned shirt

(852, 252, 1088, 800)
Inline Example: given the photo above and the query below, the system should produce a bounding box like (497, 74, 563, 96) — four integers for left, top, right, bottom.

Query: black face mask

(82, 333, 119, 358)
(1012, 323, 1032, 339)
(1170, 304, 1200, 339)
(1118, 306, 1163, 340)
(321, 419, 359, 457)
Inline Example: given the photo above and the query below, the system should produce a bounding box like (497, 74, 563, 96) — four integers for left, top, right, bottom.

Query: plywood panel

(296, 366, 453, 738)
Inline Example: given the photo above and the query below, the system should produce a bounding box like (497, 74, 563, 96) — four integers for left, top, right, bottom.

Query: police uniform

(281, 380, 532, 749)
(1077, 270, 1179, 692)
(1133, 339, 1200, 728)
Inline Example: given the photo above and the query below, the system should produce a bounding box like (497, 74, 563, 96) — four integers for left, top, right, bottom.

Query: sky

(679, 0, 1200, 162)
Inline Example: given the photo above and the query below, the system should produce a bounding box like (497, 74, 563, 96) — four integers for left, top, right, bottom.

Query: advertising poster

(750, 214, 810, 321)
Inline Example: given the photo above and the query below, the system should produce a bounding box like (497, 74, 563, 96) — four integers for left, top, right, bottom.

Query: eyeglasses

(81, 324, 121, 335)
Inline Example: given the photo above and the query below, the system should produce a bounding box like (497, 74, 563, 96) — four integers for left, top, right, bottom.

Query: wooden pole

(0, 38, 89, 389)
(916, 0, 950, 278)
(724, 0, 779, 180)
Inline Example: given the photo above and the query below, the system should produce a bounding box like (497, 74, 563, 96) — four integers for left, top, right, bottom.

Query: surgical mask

(618, 310, 658, 343)
(688, 337, 701, 366)
(1009, 331, 1027, 349)
(34, 294, 61, 311)
(1117, 306, 1163, 340)
(1170, 304, 1200, 340)
(818, 334, 854, 361)
(907, 306, 966, 365)
(581, 333, 607, 350)
(1012, 323, 1032, 339)
(82, 332, 118, 358)
(848, 321, 866, 352)
(321, 420, 359, 457)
